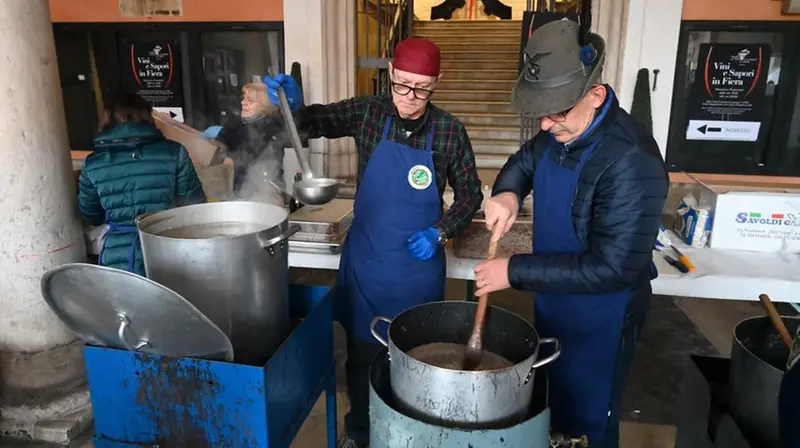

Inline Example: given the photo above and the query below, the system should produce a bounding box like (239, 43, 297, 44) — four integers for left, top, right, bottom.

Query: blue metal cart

(83, 284, 337, 448)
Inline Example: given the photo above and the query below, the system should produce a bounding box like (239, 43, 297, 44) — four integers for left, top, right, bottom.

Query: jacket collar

(94, 122, 163, 149)
(561, 84, 618, 151)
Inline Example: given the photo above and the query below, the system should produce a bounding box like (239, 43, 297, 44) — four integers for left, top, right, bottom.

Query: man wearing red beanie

(265, 37, 482, 448)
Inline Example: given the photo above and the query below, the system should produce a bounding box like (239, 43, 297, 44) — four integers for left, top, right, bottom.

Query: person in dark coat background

(780, 330, 800, 447)
(216, 82, 302, 195)
(473, 20, 669, 448)
(78, 92, 206, 276)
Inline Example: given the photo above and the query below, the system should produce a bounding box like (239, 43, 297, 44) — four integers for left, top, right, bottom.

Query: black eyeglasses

(391, 82, 434, 100)
(543, 107, 574, 123)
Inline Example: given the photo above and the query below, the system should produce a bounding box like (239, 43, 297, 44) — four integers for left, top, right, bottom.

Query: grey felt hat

(512, 19, 606, 118)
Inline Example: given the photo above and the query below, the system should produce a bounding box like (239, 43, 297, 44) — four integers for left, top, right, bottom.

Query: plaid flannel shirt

(300, 95, 482, 239)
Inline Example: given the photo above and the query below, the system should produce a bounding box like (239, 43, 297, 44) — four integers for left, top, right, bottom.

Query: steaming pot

(136, 201, 299, 365)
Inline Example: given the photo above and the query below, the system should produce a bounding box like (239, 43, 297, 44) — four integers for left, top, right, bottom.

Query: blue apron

(100, 212, 140, 274)
(337, 116, 446, 342)
(780, 354, 800, 447)
(532, 138, 630, 445)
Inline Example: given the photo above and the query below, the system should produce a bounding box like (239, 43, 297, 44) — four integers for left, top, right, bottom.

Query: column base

(0, 387, 92, 444)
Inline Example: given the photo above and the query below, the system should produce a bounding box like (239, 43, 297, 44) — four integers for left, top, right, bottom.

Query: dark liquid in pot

(406, 342, 513, 371)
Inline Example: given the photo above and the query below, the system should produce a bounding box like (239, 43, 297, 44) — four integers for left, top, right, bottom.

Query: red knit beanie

(392, 38, 441, 77)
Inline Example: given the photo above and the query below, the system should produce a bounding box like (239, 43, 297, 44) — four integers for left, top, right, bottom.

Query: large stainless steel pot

(370, 301, 560, 429)
(136, 201, 299, 366)
(730, 315, 800, 448)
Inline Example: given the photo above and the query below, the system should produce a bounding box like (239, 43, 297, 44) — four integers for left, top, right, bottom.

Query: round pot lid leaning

(40, 263, 234, 362)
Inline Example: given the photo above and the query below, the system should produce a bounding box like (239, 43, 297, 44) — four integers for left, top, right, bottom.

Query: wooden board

(289, 199, 354, 224)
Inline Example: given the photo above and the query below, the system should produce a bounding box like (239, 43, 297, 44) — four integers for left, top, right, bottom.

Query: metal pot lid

(40, 263, 234, 362)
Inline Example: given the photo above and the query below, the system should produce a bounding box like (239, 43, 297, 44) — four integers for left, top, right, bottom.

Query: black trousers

(780, 358, 800, 447)
(343, 334, 383, 445)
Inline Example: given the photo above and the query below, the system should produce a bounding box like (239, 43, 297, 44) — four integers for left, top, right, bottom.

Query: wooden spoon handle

(469, 240, 500, 343)
(759, 293, 793, 349)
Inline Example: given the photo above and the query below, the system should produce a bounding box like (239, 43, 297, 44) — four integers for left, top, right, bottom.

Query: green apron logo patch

(408, 165, 433, 190)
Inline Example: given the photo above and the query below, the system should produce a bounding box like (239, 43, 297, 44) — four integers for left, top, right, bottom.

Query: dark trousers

(600, 296, 650, 448)
(780, 358, 800, 447)
(344, 334, 383, 445)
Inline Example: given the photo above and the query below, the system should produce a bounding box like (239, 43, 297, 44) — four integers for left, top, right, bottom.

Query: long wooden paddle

(463, 239, 500, 371)
(759, 293, 794, 349)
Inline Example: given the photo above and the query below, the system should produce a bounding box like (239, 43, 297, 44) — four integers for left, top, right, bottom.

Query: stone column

(324, 0, 358, 180)
(283, 0, 357, 180)
(0, 0, 91, 443)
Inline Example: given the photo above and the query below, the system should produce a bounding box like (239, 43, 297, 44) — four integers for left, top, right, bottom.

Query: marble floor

(0, 269, 772, 448)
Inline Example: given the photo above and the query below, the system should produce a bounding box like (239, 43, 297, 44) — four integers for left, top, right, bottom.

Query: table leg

(465, 280, 476, 302)
(325, 363, 338, 447)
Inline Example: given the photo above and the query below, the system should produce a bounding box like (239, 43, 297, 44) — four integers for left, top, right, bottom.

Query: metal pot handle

(370, 316, 392, 347)
(117, 313, 151, 351)
(135, 212, 154, 223)
(524, 337, 560, 384)
(260, 224, 301, 251)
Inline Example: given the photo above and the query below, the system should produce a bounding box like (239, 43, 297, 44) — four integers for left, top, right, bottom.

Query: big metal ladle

(266, 34, 340, 206)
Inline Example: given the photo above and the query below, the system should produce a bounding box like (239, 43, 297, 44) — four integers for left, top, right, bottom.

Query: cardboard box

(195, 161, 234, 202)
(152, 111, 226, 166)
(710, 186, 800, 253)
(677, 180, 800, 253)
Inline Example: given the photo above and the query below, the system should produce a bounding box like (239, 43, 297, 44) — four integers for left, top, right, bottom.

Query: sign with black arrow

(696, 124, 721, 134)
(684, 43, 770, 143)
(686, 119, 760, 142)
(153, 107, 184, 123)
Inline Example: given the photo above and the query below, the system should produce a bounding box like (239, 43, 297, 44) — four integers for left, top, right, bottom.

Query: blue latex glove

(407, 227, 439, 261)
(263, 74, 304, 112)
(200, 125, 222, 139)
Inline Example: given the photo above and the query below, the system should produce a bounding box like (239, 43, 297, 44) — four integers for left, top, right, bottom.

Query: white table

(289, 245, 800, 303)
(85, 225, 800, 303)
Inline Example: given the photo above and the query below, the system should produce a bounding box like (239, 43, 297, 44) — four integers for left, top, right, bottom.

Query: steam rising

(217, 107, 306, 207)
(236, 159, 285, 206)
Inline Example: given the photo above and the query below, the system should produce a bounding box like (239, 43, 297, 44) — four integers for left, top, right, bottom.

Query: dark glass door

(54, 31, 99, 150)
(667, 23, 797, 174)
(200, 30, 278, 127)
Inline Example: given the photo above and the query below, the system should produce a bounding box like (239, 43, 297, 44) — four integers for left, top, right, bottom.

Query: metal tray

(289, 199, 354, 236)
(453, 215, 533, 259)
(290, 226, 350, 243)
(289, 240, 342, 255)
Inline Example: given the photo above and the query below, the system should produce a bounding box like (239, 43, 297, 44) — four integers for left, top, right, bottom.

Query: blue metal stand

(83, 285, 337, 448)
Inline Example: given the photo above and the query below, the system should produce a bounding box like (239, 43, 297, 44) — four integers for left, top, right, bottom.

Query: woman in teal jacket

(78, 92, 206, 276)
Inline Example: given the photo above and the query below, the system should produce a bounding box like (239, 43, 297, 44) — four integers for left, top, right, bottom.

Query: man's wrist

(433, 226, 448, 246)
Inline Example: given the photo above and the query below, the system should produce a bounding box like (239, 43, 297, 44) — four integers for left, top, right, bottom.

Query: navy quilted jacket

(493, 87, 669, 298)
(78, 123, 206, 275)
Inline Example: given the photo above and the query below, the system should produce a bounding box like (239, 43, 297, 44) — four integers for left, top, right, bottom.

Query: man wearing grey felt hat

(472, 19, 670, 448)
(512, 18, 606, 120)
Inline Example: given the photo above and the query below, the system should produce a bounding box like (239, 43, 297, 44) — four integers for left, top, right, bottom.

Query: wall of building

(283, 0, 357, 179)
(682, 0, 800, 21)
(49, 0, 283, 23)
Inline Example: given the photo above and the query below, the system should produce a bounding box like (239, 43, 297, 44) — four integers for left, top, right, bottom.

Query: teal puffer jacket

(78, 122, 206, 275)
